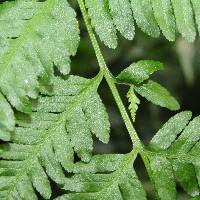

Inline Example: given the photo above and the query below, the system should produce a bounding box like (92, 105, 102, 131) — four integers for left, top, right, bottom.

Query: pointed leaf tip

(150, 111, 192, 150)
(135, 80, 180, 111)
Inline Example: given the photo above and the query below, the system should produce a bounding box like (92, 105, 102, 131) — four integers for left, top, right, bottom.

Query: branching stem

(77, 0, 143, 149)
(76, 1, 159, 196)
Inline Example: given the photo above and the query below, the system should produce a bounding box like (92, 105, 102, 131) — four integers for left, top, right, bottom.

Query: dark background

(69, 2, 200, 199)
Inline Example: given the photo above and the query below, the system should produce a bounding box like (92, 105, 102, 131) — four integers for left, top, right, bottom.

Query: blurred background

(69, 2, 200, 199)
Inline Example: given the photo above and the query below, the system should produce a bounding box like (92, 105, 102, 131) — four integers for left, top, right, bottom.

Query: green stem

(77, 0, 142, 149)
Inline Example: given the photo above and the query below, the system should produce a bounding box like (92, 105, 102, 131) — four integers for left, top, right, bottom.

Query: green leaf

(191, 0, 200, 35)
(0, 130, 11, 142)
(0, 75, 110, 199)
(83, 94, 110, 144)
(135, 80, 180, 111)
(149, 111, 192, 150)
(149, 155, 176, 200)
(56, 153, 147, 200)
(0, 0, 80, 113)
(85, 0, 200, 48)
(169, 116, 200, 154)
(0, 173, 38, 200)
(148, 114, 200, 197)
(190, 142, 200, 186)
(0, 92, 14, 141)
(30, 158, 51, 199)
(108, 0, 135, 40)
(151, 0, 176, 41)
(85, 0, 117, 49)
(130, 0, 160, 38)
(173, 161, 199, 197)
(167, 116, 200, 196)
(116, 60, 164, 85)
(73, 154, 125, 173)
(171, 0, 196, 42)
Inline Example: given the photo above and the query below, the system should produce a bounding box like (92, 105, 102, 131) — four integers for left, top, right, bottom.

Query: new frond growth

(127, 86, 140, 122)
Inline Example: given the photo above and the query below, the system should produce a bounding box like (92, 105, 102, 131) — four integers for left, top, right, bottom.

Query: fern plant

(0, 0, 200, 199)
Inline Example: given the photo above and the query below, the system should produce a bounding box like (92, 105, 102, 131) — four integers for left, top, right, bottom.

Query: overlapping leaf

(116, 60, 180, 112)
(85, 0, 200, 48)
(147, 111, 200, 199)
(0, 1, 200, 199)
(0, 75, 110, 199)
(56, 153, 147, 200)
(0, 0, 80, 138)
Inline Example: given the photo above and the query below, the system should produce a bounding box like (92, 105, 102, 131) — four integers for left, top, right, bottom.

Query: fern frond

(56, 153, 147, 200)
(0, 75, 110, 199)
(93, 59, 197, 199)
(147, 111, 200, 198)
(0, 0, 79, 138)
(1, 1, 200, 199)
(127, 86, 140, 122)
(85, 0, 200, 48)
